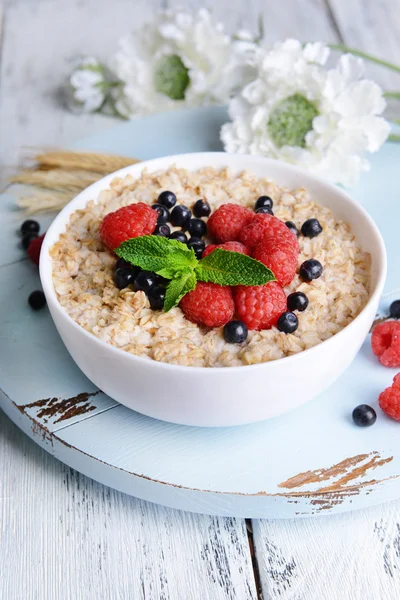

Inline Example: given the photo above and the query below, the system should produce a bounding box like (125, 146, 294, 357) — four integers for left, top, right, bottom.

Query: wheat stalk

(33, 150, 138, 173)
(10, 169, 101, 191)
(17, 190, 79, 214)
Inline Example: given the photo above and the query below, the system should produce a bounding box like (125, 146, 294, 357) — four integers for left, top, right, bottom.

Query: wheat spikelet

(10, 169, 101, 191)
(34, 150, 138, 173)
(17, 190, 79, 214)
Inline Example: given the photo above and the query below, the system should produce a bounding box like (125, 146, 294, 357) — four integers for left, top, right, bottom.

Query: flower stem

(384, 91, 400, 100)
(329, 44, 400, 74)
(388, 134, 400, 143)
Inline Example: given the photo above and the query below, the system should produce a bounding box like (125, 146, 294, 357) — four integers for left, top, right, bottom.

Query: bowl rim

(40, 151, 387, 374)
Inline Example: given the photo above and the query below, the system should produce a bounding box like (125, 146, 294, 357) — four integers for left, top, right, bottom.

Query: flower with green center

(65, 57, 113, 114)
(267, 94, 319, 148)
(221, 39, 390, 187)
(154, 54, 190, 101)
(111, 9, 258, 118)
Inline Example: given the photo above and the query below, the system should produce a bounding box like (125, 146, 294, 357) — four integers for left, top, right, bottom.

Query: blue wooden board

(1, 106, 400, 518)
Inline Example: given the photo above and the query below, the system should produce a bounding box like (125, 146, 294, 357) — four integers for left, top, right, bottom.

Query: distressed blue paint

(1, 107, 400, 517)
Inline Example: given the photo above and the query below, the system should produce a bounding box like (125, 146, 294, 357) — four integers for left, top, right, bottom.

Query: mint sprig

(117, 236, 275, 312)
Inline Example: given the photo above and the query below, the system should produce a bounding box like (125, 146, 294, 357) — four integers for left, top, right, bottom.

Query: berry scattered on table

(154, 223, 171, 237)
(287, 291, 309, 312)
(157, 190, 177, 209)
(277, 311, 299, 334)
(148, 285, 166, 310)
(28, 290, 46, 310)
(352, 404, 377, 427)
(299, 259, 323, 281)
(371, 321, 400, 367)
(193, 199, 211, 218)
(187, 218, 207, 238)
(255, 207, 274, 215)
(223, 320, 248, 344)
(253, 237, 298, 287)
(21, 219, 40, 236)
(285, 221, 300, 237)
(27, 233, 45, 266)
(202, 241, 250, 258)
(180, 282, 235, 327)
(234, 281, 287, 331)
(169, 230, 188, 243)
(389, 300, 400, 319)
(100, 203, 157, 250)
(255, 196, 273, 211)
(22, 232, 38, 250)
(114, 267, 136, 290)
(152, 203, 170, 224)
(378, 374, 400, 421)
(301, 218, 323, 238)
(208, 203, 254, 243)
(170, 205, 191, 228)
(187, 237, 205, 259)
(134, 271, 157, 293)
(239, 213, 299, 252)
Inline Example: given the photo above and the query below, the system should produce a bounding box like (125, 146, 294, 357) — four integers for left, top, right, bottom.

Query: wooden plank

(168, 0, 340, 43)
(252, 503, 400, 599)
(328, 0, 400, 91)
(0, 409, 257, 600)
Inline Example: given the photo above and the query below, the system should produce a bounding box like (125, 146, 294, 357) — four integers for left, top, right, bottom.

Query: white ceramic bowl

(40, 153, 387, 427)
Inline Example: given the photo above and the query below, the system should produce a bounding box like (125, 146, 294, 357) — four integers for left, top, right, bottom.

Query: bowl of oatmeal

(40, 153, 386, 427)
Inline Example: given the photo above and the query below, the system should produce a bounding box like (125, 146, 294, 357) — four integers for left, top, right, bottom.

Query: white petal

(334, 80, 386, 116)
(337, 54, 365, 81)
(303, 42, 330, 65)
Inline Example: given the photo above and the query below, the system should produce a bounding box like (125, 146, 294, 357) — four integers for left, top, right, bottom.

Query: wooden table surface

(1, 1, 400, 598)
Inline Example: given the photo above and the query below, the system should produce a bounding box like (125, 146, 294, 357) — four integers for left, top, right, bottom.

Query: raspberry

(379, 374, 400, 421)
(239, 213, 299, 252)
(27, 233, 45, 266)
(207, 204, 254, 243)
(234, 281, 287, 330)
(253, 237, 298, 287)
(180, 282, 234, 327)
(100, 203, 157, 250)
(202, 241, 250, 258)
(371, 321, 400, 367)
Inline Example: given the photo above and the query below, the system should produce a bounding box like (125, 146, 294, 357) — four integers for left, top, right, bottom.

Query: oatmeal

(50, 166, 371, 367)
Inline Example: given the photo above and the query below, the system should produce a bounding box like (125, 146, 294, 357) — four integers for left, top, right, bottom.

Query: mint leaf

(116, 235, 197, 276)
(195, 249, 275, 286)
(164, 271, 197, 312)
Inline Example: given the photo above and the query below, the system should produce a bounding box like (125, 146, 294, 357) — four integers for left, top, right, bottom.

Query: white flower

(221, 40, 390, 186)
(111, 9, 257, 118)
(65, 57, 107, 114)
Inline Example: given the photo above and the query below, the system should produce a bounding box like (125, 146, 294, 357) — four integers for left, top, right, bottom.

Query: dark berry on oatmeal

(114, 267, 136, 289)
(187, 237, 205, 259)
(169, 230, 188, 243)
(152, 203, 170, 224)
(287, 292, 309, 312)
(256, 206, 274, 216)
(148, 285, 166, 310)
(301, 218, 323, 238)
(171, 205, 191, 228)
(157, 190, 177, 209)
(223, 320, 248, 344)
(285, 221, 300, 237)
(28, 290, 46, 310)
(187, 218, 207, 238)
(154, 223, 171, 237)
(21, 219, 40, 236)
(255, 196, 273, 211)
(193, 199, 211, 218)
(300, 259, 323, 281)
(277, 311, 298, 334)
(134, 271, 157, 293)
(389, 300, 400, 319)
(352, 404, 377, 427)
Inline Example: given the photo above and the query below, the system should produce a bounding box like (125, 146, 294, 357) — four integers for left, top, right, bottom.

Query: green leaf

(116, 235, 197, 276)
(195, 249, 275, 286)
(164, 271, 197, 312)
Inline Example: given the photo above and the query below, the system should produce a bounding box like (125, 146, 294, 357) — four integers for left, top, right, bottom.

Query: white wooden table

(1, 1, 400, 598)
